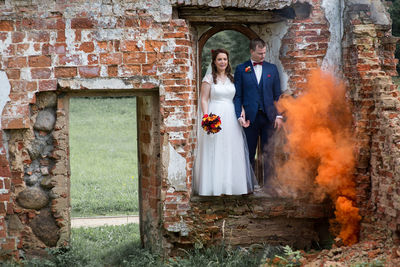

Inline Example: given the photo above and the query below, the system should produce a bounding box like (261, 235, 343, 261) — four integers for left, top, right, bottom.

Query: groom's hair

(249, 38, 266, 51)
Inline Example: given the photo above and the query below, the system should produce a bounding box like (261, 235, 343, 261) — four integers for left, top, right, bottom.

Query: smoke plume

(276, 69, 361, 245)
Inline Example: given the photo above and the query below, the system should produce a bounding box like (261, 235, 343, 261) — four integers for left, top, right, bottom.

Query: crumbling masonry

(0, 0, 399, 260)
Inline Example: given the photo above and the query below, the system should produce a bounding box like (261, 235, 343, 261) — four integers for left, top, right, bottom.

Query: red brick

(55, 43, 67, 54)
(0, 20, 14, 31)
(55, 67, 77, 78)
(6, 57, 27, 68)
(58, 54, 81, 65)
(57, 30, 66, 42)
(1, 238, 16, 251)
(5, 69, 20, 80)
(16, 43, 29, 55)
(120, 40, 142, 52)
(0, 32, 8, 41)
(79, 42, 94, 53)
(107, 65, 118, 76)
(123, 52, 146, 64)
(42, 44, 55, 55)
(46, 18, 65, 30)
(28, 55, 51, 67)
(10, 80, 37, 92)
(19, 18, 44, 30)
(142, 64, 156, 75)
(145, 40, 165, 52)
(27, 31, 50, 42)
(87, 54, 98, 65)
(120, 64, 141, 76)
(31, 68, 52, 79)
(100, 53, 122, 64)
(71, 18, 94, 29)
(124, 18, 139, 27)
(78, 66, 100, 78)
(39, 79, 57, 91)
(75, 29, 82, 42)
(163, 32, 186, 39)
(11, 32, 25, 43)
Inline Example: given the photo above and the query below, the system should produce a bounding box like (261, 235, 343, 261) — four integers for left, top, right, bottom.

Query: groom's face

(250, 45, 266, 63)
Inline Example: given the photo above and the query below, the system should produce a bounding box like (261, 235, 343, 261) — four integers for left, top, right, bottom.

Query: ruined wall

(0, 0, 399, 260)
(342, 0, 400, 242)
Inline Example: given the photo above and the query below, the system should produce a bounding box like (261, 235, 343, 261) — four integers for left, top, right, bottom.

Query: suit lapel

(261, 62, 267, 88)
(247, 60, 259, 89)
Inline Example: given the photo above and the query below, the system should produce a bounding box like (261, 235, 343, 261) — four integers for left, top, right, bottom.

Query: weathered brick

(87, 54, 99, 65)
(5, 69, 20, 80)
(78, 66, 100, 78)
(27, 31, 50, 42)
(38, 79, 57, 91)
(71, 18, 94, 29)
(58, 54, 81, 65)
(107, 65, 118, 76)
(31, 68, 52, 79)
(0, 20, 14, 31)
(145, 40, 165, 52)
(28, 55, 52, 67)
(119, 40, 142, 52)
(121, 64, 141, 76)
(79, 42, 94, 53)
(11, 32, 25, 43)
(55, 67, 77, 78)
(6, 57, 27, 68)
(100, 53, 122, 65)
(123, 52, 146, 64)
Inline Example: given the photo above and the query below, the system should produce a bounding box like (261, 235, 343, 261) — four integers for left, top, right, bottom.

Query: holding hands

(239, 107, 250, 128)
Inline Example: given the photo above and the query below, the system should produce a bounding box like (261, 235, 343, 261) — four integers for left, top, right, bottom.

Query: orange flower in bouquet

(201, 113, 222, 134)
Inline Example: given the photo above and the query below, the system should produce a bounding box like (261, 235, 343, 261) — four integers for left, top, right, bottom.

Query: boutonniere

(245, 66, 251, 72)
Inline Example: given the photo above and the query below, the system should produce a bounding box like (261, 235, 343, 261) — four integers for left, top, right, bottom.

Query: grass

(3, 224, 272, 267)
(69, 97, 138, 217)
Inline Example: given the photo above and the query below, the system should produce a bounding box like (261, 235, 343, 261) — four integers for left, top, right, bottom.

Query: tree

(388, 0, 400, 73)
(201, 30, 250, 77)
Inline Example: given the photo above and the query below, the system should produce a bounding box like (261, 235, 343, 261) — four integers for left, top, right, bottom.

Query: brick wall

(0, 0, 399, 260)
(342, 1, 400, 242)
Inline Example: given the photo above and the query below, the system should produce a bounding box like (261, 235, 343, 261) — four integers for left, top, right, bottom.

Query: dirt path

(71, 215, 139, 228)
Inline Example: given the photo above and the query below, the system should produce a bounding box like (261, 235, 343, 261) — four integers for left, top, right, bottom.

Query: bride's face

(214, 53, 228, 73)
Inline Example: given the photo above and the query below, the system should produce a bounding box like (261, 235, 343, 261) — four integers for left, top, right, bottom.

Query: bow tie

(253, 62, 263, 66)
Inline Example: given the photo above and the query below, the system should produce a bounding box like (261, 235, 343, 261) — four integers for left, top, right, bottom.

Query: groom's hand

(274, 117, 283, 130)
(239, 117, 250, 128)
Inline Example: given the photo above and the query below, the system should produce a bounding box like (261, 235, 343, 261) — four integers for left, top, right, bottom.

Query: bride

(193, 48, 255, 196)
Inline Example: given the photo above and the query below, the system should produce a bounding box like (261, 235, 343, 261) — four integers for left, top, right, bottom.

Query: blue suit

(234, 60, 282, 185)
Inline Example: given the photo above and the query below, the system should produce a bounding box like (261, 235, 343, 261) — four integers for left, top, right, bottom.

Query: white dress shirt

(251, 60, 262, 84)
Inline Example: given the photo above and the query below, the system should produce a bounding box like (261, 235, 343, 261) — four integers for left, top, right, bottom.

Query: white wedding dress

(193, 74, 255, 196)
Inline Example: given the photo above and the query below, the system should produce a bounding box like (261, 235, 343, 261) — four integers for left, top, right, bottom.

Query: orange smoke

(276, 69, 361, 245)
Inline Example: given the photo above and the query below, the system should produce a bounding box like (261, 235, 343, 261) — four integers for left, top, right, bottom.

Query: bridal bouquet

(202, 113, 221, 134)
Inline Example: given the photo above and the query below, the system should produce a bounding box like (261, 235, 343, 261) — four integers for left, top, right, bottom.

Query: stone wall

(0, 0, 399, 260)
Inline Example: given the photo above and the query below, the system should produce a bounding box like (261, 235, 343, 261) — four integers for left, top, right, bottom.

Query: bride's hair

(211, 48, 234, 84)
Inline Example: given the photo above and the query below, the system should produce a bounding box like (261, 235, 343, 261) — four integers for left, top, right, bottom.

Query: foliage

(167, 243, 264, 267)
(3, 224, 161, 267)
(351, 260, 385, 267)
(202, 30, 250, 78)
(263, 245, 303, 267)
(388, 0, 400, 73)
(69, 97, 139, 217)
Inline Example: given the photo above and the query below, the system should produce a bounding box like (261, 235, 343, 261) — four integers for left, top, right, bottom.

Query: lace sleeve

(202, 73, 213, 84)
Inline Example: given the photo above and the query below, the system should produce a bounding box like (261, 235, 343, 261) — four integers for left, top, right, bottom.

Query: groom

(233, 38, 283, 189)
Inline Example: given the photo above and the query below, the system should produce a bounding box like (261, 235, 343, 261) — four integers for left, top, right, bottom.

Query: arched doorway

(196, 25, 265, 186)
(198, 25, 259, 79)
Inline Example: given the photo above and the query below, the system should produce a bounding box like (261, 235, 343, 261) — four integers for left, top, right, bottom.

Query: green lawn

(69, 97, 138, 217)
(4, 224, 269, 267)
